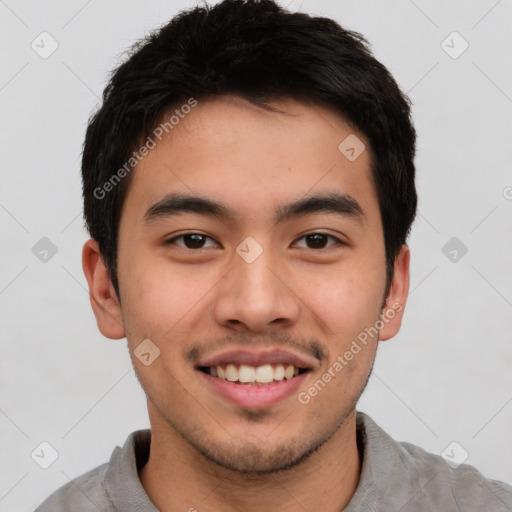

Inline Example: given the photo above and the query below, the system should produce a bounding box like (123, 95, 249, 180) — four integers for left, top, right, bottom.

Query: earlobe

(82, 239, 126, 339)
(379, 244, 410, 342)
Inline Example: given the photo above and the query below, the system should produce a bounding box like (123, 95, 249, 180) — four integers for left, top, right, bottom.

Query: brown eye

(293, 233, 342, 249)
(165, 233, 218, 249)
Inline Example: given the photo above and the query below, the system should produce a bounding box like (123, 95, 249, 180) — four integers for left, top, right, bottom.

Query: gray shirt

(34, 411, 512, 511)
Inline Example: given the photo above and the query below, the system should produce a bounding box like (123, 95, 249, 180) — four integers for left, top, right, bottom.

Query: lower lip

(198, 370, 310, 408)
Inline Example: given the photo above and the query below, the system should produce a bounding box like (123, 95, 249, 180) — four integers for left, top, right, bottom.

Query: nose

(212, 245, 301, 332)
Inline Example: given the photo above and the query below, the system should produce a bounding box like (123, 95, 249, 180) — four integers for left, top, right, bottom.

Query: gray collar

(102, 411, 387, 511)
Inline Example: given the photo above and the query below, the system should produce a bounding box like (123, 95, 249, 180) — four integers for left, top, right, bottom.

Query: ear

(379, 244, 410, 341)
(82, 238, 125, 339)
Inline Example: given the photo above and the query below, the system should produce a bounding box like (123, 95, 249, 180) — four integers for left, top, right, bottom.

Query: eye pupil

(184, 234, 205, 249)
(171, 232, 337, 251)
(307, 234, 327, 249)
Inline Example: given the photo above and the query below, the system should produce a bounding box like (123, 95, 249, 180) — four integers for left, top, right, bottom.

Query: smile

(195, 349, 316, 408)
(198, 363, 308, 385)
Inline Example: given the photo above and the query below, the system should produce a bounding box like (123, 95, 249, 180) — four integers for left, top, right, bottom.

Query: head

(82, 0, 416, 473)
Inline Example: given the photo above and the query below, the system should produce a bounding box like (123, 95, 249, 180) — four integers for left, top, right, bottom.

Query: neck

(139, 407, 361, 512)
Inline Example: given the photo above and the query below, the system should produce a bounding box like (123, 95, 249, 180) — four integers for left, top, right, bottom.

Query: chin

(189, 425, 336, 475)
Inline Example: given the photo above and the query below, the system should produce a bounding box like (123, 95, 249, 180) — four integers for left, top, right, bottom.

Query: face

(84, 95, 409, 473)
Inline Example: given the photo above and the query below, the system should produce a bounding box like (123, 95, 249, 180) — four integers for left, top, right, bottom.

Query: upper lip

(196, 348, 319, 370)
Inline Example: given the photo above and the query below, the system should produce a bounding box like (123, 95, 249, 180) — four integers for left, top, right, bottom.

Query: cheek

(120, 254, 218, 345)
(119, 257, 177, 338)
(299, 263, 384, 338)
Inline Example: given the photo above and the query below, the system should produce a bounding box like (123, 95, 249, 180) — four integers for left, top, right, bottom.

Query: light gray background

(1, 0, 511, 510)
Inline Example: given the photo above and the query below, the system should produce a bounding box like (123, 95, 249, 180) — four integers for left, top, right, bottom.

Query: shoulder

(355, 412, 512, 511)
(33, 429, 151, 512)
(398, 439, 512, 510)
(34, 462, 113, 512)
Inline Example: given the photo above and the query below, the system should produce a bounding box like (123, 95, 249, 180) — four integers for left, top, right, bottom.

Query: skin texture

(82, 95, 410, 512)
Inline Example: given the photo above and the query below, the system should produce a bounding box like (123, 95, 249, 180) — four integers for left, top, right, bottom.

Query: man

(35, 0, 512, 510)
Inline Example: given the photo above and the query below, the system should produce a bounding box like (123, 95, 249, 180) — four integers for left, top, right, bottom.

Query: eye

(164, 232, 344, 251)
(292, 233, 343, 250)
(164, 233, 218, 249)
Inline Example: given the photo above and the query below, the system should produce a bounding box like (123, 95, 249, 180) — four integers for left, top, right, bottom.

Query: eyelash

(163, 232, 345, 250)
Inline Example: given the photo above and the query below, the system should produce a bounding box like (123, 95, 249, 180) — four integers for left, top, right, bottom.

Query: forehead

(121, 95, 380, 227)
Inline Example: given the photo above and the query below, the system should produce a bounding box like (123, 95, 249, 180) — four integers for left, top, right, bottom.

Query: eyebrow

(143, 191, 365, 226)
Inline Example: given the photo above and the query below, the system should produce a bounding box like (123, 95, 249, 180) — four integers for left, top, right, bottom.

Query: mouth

(198, 363, 310, 385)
(195, 349, 316, 408)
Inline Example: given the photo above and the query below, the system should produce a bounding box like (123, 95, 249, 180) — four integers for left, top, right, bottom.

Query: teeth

(225, 363, 238, 382)
(284, 364, 294, 379)
(239, 364, 256, 383)
(210, 363, 303, 384)
(255, 364, 274, 383)
(274, 364, 285, 381)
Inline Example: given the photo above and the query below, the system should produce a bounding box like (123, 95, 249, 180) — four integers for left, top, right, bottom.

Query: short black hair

(82, 0, 417, 300)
